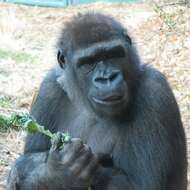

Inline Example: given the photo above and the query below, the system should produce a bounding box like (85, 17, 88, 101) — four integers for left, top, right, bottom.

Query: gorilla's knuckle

(62, 155, 71, 165)
(79, 171, 89, 181)
(84, 145, 92, 154)
(72, 138, 83, 148)
(69, 163, 80, 174)
(72, 138, 82, 143)
(71, 138, 82, 142)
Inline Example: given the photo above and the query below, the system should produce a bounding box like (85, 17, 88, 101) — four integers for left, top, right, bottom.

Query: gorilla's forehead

(70, 21, 118, 47)
(71, 39, 126, 62)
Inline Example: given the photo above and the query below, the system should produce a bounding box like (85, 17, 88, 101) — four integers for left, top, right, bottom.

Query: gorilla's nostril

(94, 71, 120, 85)
(109, 72, 119, 81)
(94, 77, 107, 84)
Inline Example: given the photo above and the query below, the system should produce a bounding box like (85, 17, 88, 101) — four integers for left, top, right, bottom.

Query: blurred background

(0, 0, 189, 189)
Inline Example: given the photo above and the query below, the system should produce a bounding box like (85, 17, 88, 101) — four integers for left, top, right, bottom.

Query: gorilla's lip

(92, 95, 124, 105)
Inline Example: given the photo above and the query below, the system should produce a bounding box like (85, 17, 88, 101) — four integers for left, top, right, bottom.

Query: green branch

(0, 112, 71, 144)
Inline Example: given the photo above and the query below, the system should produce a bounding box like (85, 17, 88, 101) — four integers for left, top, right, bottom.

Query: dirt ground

(0, 1, 189, 189)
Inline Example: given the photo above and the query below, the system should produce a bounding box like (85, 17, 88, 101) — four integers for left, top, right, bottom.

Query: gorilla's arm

(7, 69, 69, 190)
(92, 66, 187, 190)
(7, 152, 53, 190)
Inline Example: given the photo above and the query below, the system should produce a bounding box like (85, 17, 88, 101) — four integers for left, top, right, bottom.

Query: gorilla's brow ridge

(73, 39, 126, 63)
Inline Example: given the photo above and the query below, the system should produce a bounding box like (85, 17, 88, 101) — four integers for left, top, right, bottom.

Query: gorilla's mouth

(92, 95, 124, 105)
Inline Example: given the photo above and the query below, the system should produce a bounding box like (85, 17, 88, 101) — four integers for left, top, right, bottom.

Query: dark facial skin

(7, 13, 187, 190)
(59, 39, 130, 116)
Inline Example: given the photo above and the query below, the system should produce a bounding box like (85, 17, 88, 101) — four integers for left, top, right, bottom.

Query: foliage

(0, 96, 11, 108)
(0, 112, 71, 145)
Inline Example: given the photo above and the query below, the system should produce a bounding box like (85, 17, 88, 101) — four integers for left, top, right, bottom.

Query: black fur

(7, 12, 187, 190)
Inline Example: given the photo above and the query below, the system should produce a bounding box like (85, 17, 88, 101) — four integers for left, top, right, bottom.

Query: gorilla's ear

(123, 31, 132, 45)
(57, 49, 66, 69)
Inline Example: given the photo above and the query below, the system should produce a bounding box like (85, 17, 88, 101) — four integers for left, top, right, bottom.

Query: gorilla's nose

(93, 70, 122, 88)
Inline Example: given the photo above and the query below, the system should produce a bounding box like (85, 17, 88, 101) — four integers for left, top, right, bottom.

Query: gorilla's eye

(57, 50, 65, 69)
(105, 46, 126, 59)
(78, 57, 97, 74)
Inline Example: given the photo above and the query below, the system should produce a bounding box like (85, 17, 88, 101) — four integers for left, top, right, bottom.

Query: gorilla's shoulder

(138, 64, 176, 109)
(31, 67, 67, 113)
(141, 64, 166, 83)
(40, 66, 66, 95)
(140, 64, 170, 91)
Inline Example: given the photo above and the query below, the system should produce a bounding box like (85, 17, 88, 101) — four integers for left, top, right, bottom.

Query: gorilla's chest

(64, 115, 121, 156)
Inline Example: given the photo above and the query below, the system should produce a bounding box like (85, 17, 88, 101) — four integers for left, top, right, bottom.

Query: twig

(159, 2, 190, 7)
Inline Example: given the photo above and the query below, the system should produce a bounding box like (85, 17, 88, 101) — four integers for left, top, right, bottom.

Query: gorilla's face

(58, 39, 132, 116)
(82, 40, 129, 116)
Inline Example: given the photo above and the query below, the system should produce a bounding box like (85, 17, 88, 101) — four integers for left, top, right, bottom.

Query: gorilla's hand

(47, 136, 99, 189)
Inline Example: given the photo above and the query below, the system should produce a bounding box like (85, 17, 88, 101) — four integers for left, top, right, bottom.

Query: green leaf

(0, 112, 71, 146)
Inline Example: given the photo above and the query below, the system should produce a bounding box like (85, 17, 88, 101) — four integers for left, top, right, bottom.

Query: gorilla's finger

(69, 145, 92, 175)
(79, 156, 99, 181)
(59, 138, 84, 164)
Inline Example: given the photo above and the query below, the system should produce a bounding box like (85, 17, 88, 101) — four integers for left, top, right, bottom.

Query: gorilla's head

(56, 13, 141, 117)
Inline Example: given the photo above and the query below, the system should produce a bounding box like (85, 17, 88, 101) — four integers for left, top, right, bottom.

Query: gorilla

(7, 12, 187, 190)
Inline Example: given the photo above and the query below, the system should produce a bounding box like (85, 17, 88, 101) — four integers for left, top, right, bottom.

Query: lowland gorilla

(7, 13, 187, 190)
